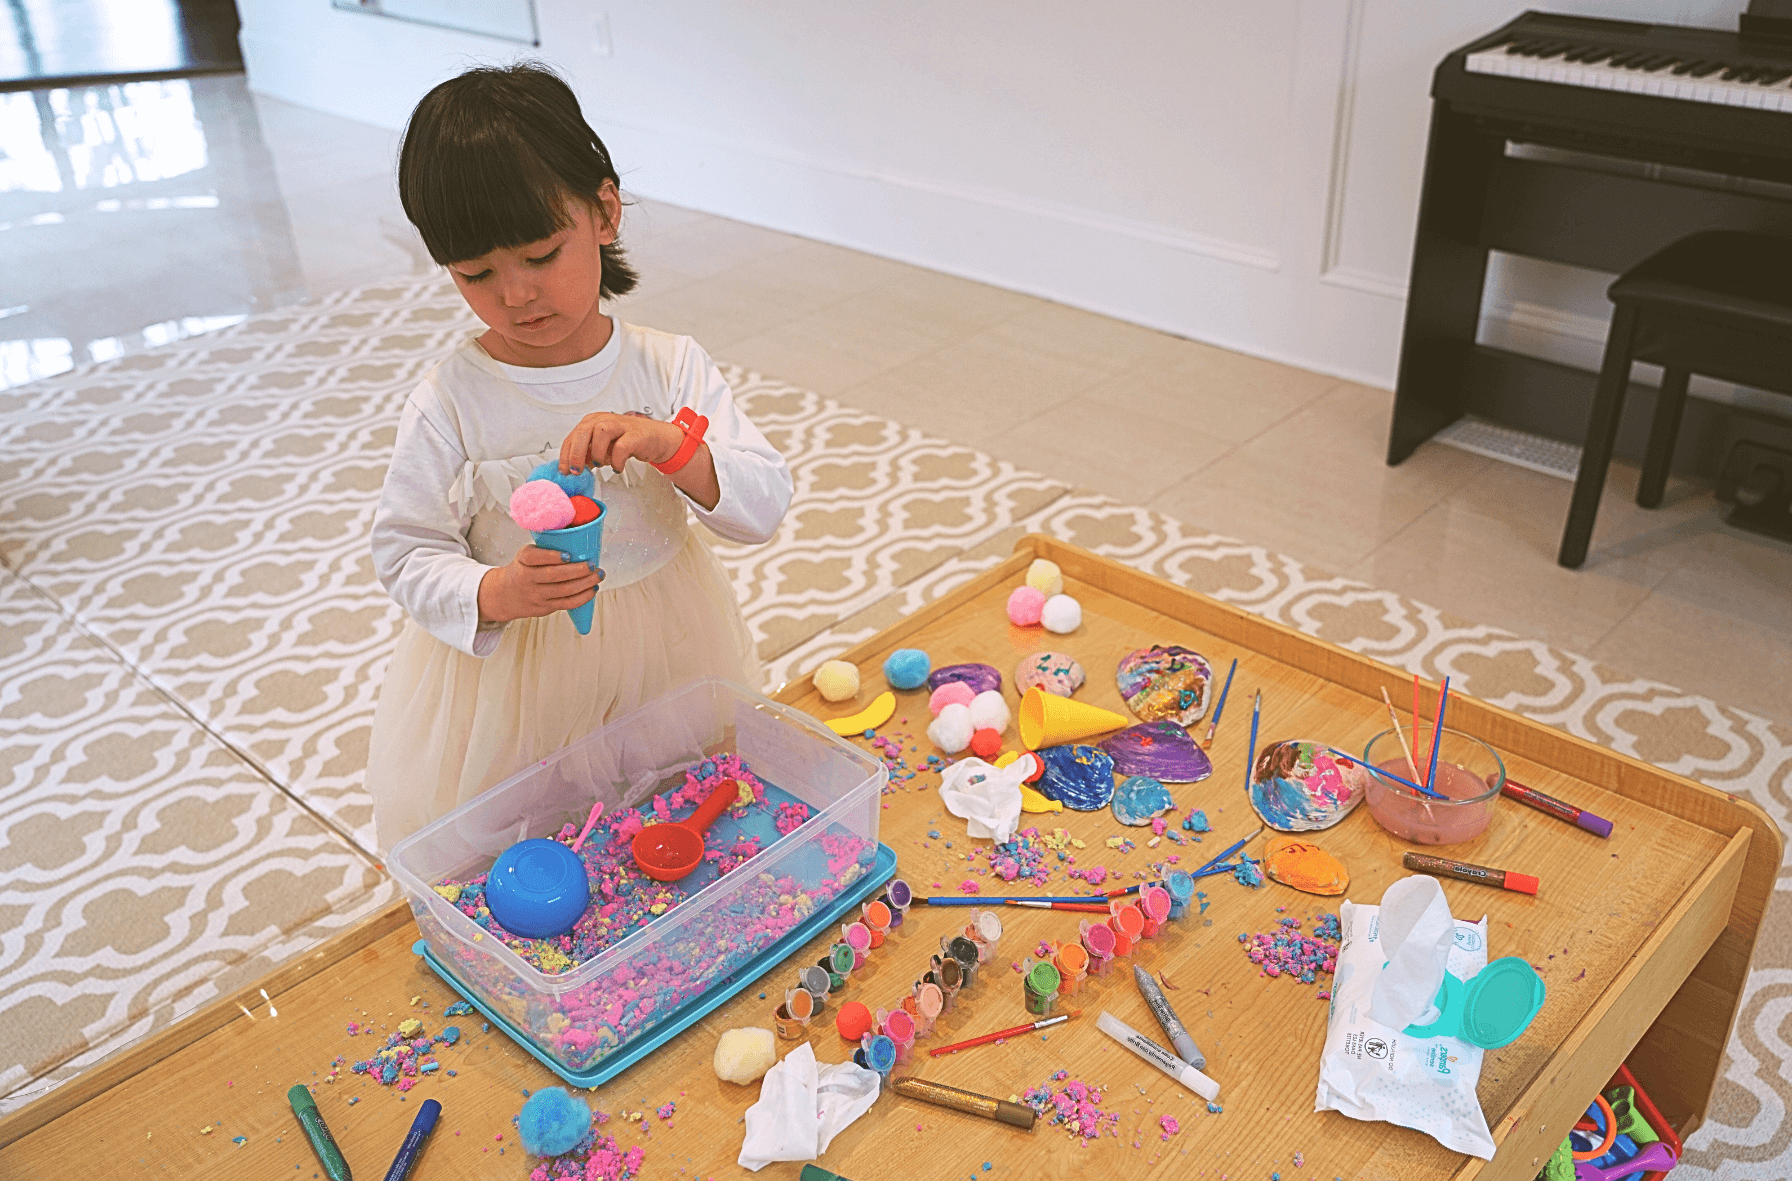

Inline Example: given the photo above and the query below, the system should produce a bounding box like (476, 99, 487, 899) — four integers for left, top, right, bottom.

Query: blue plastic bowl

(484, 839, 591, 939)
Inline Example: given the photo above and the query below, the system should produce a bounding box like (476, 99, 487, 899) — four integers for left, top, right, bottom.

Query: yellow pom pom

(1025, 558, 1063, 597)
(813, 660, 860, 702)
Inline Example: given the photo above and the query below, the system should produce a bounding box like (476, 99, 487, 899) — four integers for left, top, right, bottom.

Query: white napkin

(737, 1043, 881, 1171)
(937, 757, 1028, 843)
(1368, 875, 1456, 1029)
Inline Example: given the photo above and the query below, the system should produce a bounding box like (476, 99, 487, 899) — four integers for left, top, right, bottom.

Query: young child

(366, 63, 792, 853)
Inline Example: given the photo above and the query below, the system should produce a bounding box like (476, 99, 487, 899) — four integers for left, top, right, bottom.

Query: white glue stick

(1096, 1011, 1221, 1101)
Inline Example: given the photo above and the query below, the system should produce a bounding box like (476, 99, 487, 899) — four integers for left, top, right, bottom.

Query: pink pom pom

(1006, 585, 1046, 626)
(928, 682, 975, 716)
(510, 480, 575, 532)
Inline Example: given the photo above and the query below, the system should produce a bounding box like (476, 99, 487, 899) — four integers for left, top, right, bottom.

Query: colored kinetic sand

(349, 1022, 462, 1087)
(434, 757, 827, 973)
(525, 1126, 646, 1181)
(390, 679, 887, 1080)
(1239, 913, 1341, 985)
(1022, 1072, 1123, 1144)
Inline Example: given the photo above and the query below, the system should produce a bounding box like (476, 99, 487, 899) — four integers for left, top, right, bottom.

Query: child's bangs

(405, 127, 577, 266)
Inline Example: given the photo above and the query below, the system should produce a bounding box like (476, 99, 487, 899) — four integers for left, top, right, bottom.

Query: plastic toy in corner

(509, 461, 605, 635)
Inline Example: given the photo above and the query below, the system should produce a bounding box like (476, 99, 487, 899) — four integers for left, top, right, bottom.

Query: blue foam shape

(415, 843, 897, 1089)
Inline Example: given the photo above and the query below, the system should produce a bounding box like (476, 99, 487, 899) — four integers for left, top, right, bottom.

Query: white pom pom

(968, 689, 1010, 734)
(1026, 558, 1064, 597)
(927, 702, 974, 754)
(813, 660, 860, 702)
(1040, 594, 1082, 634)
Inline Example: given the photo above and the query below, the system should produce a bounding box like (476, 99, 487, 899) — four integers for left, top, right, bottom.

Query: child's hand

(560, 412, 681, 474)
(477, 546, 604, 623)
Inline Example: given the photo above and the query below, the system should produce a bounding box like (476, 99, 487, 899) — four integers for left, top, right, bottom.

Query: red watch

(651, 406, 709, 474)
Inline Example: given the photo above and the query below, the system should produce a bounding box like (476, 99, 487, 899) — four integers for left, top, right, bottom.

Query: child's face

(447, 185, 621, 365)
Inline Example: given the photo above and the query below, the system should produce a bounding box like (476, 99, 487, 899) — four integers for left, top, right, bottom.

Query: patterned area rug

(2, 276, 1789, 1178)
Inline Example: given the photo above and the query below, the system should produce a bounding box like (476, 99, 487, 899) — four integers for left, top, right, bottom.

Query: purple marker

(1501, 780, 1613, 839)
(382, 1097, 440, 1181)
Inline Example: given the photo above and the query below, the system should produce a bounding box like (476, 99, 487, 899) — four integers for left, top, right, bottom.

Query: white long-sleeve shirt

(371, 320, 791, 657)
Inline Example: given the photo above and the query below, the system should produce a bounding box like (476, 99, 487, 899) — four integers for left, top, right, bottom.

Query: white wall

(239, 0, 1745, 391)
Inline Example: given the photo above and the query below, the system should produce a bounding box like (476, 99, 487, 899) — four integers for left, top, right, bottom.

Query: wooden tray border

(5, 534, 1777, 1164)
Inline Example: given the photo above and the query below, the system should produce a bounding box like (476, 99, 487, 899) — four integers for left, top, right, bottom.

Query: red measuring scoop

(631, 778, 739, 882)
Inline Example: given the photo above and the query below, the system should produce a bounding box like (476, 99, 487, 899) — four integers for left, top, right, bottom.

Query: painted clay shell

(1248, 739, 1370, 832)
(1115, 645, 1213, 725)
(1263, 835, 1349, 896)
(1111, 776, 1176, 826)
(927, 662, 1002, 696)
(1035, 744, 1117, 811)
(1014, 651, 1086, 698)
(1099, 721, 1212, 783)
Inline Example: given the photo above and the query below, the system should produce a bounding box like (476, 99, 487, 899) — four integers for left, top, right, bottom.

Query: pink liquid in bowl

(1362, 728, 1504, 845)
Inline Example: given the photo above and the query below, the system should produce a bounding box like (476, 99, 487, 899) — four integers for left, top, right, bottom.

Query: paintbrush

(1244, 689, 1261, 792)
(1200, 658, 1238, 750)
(1328, 748, 1446, 801)
(1425, 676, 1452, 794)
(927, 1012, 1078, 1057)
(1005, 900, 1110, 913)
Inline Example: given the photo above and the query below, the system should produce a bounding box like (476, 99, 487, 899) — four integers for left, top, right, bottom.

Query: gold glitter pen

(889, 1077, 1036, 1129)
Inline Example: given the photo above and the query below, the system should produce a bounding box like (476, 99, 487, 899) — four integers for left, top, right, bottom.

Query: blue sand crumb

(443, 1000, 474, 1016)
(1207, 1102, 1224, 1113)
(231, 1136, 247, 1146)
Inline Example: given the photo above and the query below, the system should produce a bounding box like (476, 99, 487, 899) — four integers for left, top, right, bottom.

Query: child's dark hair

(399, 62, 639, 299)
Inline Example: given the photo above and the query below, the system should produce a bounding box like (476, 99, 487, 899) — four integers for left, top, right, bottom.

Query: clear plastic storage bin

(389, 678, 888, 1079)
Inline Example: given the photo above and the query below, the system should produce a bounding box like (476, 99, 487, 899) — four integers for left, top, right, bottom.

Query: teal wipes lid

(1403, 956, 1545, 1049)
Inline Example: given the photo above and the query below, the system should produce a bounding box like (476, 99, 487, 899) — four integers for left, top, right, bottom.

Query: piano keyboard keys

(1466, 41, 1792, 112)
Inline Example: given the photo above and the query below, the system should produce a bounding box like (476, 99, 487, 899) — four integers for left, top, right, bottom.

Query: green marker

(287, 1084, 352, 1181)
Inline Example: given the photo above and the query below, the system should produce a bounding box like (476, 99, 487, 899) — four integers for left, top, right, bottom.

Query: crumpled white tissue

(937, 756, 1029, 843)
(1368, 875, 1455, 1029)
(738, 1043, 881, 1171)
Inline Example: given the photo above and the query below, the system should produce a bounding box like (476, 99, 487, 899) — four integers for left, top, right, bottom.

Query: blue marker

(382, 1098, 441, 1181)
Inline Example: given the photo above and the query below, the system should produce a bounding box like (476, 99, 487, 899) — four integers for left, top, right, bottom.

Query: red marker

(1501, 779, 1613, 839)
(1403, 852, 1539, 895)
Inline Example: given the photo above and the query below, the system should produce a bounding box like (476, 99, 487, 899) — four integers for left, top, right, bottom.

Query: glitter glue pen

(889, 1077, 1037, 1129)
(1501, 779, 1613, 838)
(1403, 851, 1539, 895)
(288, 1084, 352, 1181)
(381, 1097, 440, 1181)
(1096, 1011, 1220, 1101)
(1133, 965, 1205, 1069)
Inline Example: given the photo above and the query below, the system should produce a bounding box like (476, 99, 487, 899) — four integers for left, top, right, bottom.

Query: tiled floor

(5, 72, 1789, 729)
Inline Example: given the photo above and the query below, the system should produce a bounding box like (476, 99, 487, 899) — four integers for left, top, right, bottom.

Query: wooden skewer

(1381, 686, 1419, 774)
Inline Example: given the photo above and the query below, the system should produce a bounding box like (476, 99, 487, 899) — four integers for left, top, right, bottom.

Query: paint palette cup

(1054, 941, 1089, 997)
(1362, 727, 1505, 845)
(816, 956, 848, 993)
(885, 878, 913, 926)
(927, 956, 964, 1011)
(911, 981, 943, 1035)
(943, 935, 981, 990)
(1022, 958, 1062, 1016)
(1108, 901, 1145, 955)
(774, 998, 810, 1040)
(828, 942, 857, 981)
(855, 1033, 898, 1083)
(843, 921, 873, 968)
(1165, 871, 1196, 920)
(963, 909, 1003, 961)
(1079, 920, 1117, 974)
(862, 898, 892, 947)
(1139, 885, 1172, 937)
(881, 1007, 917, 1062)
(799, 965, 832, 1011)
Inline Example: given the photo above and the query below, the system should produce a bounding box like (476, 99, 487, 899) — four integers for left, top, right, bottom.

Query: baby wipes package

(1314, 894, 1497, 1159)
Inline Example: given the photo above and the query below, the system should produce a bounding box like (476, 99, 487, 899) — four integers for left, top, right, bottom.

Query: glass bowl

(1361, 727, 1505, 845)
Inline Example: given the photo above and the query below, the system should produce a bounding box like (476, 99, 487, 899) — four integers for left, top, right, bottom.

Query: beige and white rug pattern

(3, 275, 1790, 1177)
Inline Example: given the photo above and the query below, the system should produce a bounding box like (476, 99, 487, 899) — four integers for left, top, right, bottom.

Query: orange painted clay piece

(1262, 834, 1350, 896)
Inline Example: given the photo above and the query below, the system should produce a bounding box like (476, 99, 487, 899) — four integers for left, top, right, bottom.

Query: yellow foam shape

(825, 690, 896, 736)
(1019, 782, 1064, 814)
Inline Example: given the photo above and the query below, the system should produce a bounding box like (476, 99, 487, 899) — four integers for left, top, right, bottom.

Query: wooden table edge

(7, 535, 1777, 1162)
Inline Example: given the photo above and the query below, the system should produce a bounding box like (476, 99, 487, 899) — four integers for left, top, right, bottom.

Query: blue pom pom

(517, 1086, 592, 1158)
(883, 648, 931, 691)
(528, 460, 596, 500)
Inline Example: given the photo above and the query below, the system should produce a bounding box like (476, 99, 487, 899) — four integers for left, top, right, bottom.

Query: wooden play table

(1, 537, 1775, 1180)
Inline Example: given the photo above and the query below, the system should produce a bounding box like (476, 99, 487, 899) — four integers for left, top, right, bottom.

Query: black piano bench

(1560, 230, 1792, 568)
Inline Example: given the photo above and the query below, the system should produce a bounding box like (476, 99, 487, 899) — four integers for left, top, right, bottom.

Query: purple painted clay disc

(927, 662, 1002, 696)
(1014, 651, 1086, 698)
(1099, 720, 1213, 783)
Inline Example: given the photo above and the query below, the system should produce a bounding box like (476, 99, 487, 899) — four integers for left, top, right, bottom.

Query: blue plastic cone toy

(530, 501, 605, 636)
